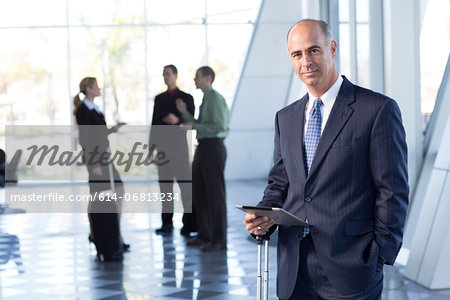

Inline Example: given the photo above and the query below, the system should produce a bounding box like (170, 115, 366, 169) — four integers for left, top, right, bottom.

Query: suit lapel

(174, 88, 181, 100)
(307, 77, 355, 178)
(288, 95, 308, 182)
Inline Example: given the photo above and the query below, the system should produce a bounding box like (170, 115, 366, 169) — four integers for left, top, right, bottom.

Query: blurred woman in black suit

(73, 77, 128, 250)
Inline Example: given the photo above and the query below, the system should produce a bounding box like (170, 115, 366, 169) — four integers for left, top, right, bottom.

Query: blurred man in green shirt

(176, 66, 229, 251)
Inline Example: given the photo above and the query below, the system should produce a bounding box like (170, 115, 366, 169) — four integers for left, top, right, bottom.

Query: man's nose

(301, 55, 311, 67)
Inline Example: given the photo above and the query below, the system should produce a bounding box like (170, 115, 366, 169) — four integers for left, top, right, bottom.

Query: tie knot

(314, 98, 322, 109)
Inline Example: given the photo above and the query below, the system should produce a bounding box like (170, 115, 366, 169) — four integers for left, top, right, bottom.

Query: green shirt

(182, 87, 229, 140)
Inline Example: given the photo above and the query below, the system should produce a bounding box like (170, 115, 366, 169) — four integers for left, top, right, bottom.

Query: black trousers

(284, 235, 383, 300)
(159, 180, 197, 230)
(193, 138, 227, 244)
(158, 145, 196, 231)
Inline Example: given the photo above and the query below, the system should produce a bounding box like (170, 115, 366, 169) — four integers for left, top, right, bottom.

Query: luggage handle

(256, 235, 270, 300)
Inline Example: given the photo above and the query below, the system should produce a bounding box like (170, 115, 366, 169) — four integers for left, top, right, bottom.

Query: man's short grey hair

(287, 19, 333, 44)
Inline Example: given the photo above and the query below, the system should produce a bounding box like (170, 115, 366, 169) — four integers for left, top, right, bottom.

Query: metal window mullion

(319, 0, 331, 21)
(144, 0, 152, 181)
(331, 0, 340, 72)
(144, 0, 149, 126)
(369, 0, 385, 93)
(204, 0, 209, 65)
(66, 0, 72, 128)
(349, 0, 358, 83)
(66, 0, 75, 183)
(229, 0, 265, 119)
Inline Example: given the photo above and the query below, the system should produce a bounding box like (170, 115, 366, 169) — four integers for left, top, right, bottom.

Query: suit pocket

(344, 219, 374, 236)
(375, 256, 384, 273)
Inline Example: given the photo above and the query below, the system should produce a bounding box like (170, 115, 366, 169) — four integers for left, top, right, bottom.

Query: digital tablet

(235, 205, 308, 227)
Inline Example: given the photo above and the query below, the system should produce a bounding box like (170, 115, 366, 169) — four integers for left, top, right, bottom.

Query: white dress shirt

(83, 98, 103, 115)
(304, 75, 343, 136)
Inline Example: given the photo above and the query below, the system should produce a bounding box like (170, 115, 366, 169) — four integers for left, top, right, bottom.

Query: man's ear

(330, 40, 337, 59)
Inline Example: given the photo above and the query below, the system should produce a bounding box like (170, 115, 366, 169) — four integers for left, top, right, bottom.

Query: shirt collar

(83, 98, 102, 114)
(166, 87, 178, 97)
(306, 74, 343, 111)
(204, 86, 214, 96)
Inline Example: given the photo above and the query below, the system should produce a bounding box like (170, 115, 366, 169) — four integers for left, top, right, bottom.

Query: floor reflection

(0, 233, 23, 274)
(0, 181, 448, 299)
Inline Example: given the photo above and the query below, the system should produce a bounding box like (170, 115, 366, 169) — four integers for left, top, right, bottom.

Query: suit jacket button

(305, 197, 312, 203)
(296, 232, 301, 238)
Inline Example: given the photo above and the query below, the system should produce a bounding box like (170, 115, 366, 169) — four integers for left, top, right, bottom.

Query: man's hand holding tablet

(238, 205, 308, 236)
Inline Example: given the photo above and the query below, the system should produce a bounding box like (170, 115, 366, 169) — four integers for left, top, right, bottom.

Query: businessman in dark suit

(244, 19, 408, 299)
(150, 65, 197, 236)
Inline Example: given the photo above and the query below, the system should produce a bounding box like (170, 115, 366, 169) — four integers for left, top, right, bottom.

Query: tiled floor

(0, 180, 449, 299)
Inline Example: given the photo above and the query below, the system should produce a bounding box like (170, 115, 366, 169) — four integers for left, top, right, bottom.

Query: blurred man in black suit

(150, 65, 197, 236)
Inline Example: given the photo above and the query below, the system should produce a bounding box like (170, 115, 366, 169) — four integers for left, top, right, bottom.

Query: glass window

(0, 28, 69, 125)
(338, 0, 370, 86)
(207, 0, 260, 24)
(356, 24, 369, 87)
(147, 0, 205, 24)
(0, 0, 66, 27)
(69, 0, 144, 26)
(0, 0, 261, 129)
(146, 25, 206, 116)
(339, 0, 349, 23)
(70, 27, 146, 125)
(356, 0, 369, 23)
(338, 24, 351, 77)
(420, 0, 450, 116)
(207, 25, 254, 106)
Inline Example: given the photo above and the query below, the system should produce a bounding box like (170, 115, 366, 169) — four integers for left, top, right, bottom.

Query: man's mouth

(302, 70, 318, 76)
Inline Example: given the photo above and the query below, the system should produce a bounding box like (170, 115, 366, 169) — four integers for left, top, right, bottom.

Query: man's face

(287, 22, 337, 94)
(163, 67, 177, 87)
(194, 70, 206, 90)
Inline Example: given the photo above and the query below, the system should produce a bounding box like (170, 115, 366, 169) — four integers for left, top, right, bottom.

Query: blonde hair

(73, 77, 97, 115)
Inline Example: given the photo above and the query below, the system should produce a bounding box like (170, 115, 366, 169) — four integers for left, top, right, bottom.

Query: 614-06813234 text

(102, 192, 180, 202)
(8, 192, 180, 203)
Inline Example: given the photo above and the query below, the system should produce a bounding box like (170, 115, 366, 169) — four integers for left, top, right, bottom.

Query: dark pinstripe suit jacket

(258, 76, 409, 298)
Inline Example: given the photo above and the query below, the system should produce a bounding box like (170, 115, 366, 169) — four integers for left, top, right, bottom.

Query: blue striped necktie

(304, 98, 323, 173)
(301, 98, 322, 239)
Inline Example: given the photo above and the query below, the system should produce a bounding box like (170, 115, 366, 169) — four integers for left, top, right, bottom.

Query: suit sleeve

(151, 98, 161, 126)
(185, 94, 195, 116)
(149, 97, 161, 151)
(369, 98, 409, 265)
